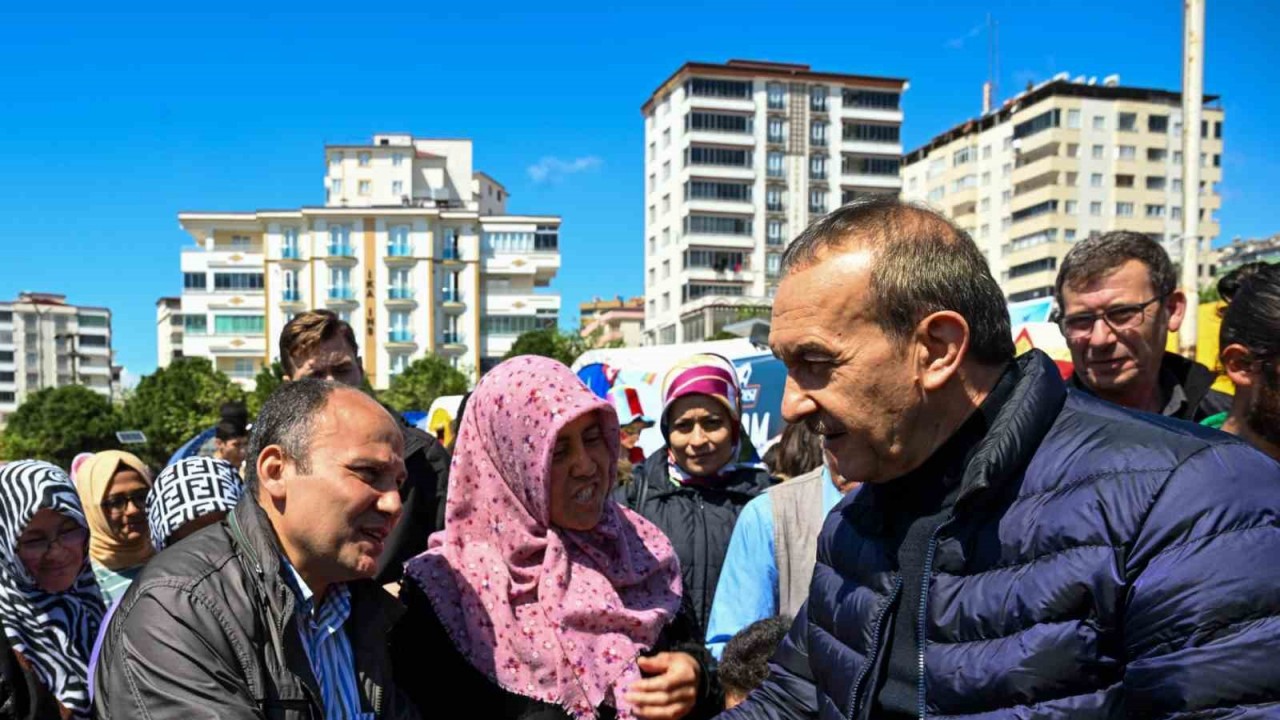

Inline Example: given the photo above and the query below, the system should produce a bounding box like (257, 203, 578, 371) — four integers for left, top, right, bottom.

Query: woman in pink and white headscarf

(394, 356, 719, 720)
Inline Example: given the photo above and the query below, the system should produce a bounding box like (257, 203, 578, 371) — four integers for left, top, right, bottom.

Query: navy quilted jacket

(721, 350, 1280, 719)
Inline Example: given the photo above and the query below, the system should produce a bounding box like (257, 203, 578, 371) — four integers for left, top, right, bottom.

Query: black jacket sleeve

(1, 625, 62, 720)
(376, 425, 452, 584)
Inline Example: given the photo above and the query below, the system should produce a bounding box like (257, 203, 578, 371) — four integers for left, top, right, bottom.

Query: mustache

(806, 417, 844, 435)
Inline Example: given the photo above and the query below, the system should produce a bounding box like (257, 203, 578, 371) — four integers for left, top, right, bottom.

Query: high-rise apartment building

(580, 297, 645, 348)
(156, 296, 183, 369)
(0, 292, 114, 425)
(175, 134, 561, 389)
(641, 60, 908, 344)
(902, 74, 1224, 303)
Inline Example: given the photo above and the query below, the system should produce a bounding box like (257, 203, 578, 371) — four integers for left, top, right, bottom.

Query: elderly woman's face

(667, 395, 736, 478)
(548, 412, 613, 531)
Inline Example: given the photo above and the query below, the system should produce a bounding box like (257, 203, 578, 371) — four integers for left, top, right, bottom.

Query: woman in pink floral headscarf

(394, 356, 719, 720)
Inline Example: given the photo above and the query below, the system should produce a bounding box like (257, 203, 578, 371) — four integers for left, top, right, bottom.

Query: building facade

(579, 297, 645, 348)
(641, 59, 907, 344)
(156, 296, 183, 369)
(902, 74, 1224, 303)
(0, 293, 114, 425)
(175, 134, 561, 390)
(1217, 233, 1280, 273)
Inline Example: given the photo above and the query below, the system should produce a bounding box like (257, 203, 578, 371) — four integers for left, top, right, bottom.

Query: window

(662, 260, 670, 279)
(767, 82, 785, 109)
(183, 315, 207, 334)
(1067, 143, 1080, 158)
(843, 155, 900, 176)
(662, 228, 670, 246)
(392, 153, 404, 167)
(1007, 229, 1057, 252)
(78, 314, 108, 328)
(358, 152, 371, 167)
(647, 268, 655, 286)
(330, 151, 343, 166)
(648, 300, 656, 317)
(1116, 174, 1135, 188)
(810, 120, 828, 146)
(1065, 200, 1078, 214)
(1091, 145, 1104, 159)
(228, 235, 252, 249)
(927, 187, 945, 202)
(330, 267, 351, 291)
(662, 194, 671, 213)
(648, 174, 656, 194)
(1091, 173, 1103, 188)
(841, 89, 899, 109)
(1001, 163, 1011, 178)
(389, 266, 412, 291)
(331, 178, 343, 195)
(840, 122, 903, 143)
(358, 180, 371, 195)
(649, 142, 656, 161)
(1065, 229, 1077, 242)
(767, 220, 785, 246)
(213, 273, 264, 291)
(1003, 137, 1013, 151)
(1145, 204, 1166, 218)
(980, 224, 990, 238)
(391, 180, 403, 196)
(1013, 109, 1060, 139)
(1090, 202, 1102, 216)
(685, 214, 752, 235)
(183, 272, 206, 291)
(685, 179, 752, 202)
(1001, 190, 1012, 205)
(810, 85, 828, 112)
(768, 117, 785, 143)
(684, 249, 745, 270)
(1148, 115, 1169, 133)
(482, 315, 550, 336)
(1215, 121, 1222, 139)
(1201, 120, 1209, 138)
(767, 151, 784, 177)
(662, 293, 670, 312)
(1067, 109, 1081, 129)
(1146, 176, 1167, 190)
(390, 353, 409, 376)
(766, 253, 781, 276)
(686, 77, 752, 99)
(1118, 112, 1137, 132)
(980, 197, 991, 211)
(662, 160, 671, 180)
(1147, 148, 1168, 162)
(810, 154, 828, 179)
(649, 205, 656, 224)
(663, 128, 671, 147)
(950, 174, 976, 191)
(1214, 154, 1221, 168)
(686, 145, 753, 168)
(1092, 116, 1105, 130)
(1008, 257, 1057, 279)
(981, 171, 991, 186)
(1172, 179, 1183, 192)
(1117, 145, 1136, 160)
(982, 144, 993, 159)
(214, 315, 265, 335)
(1116, 202, 1135, 217)
(809, 189, 828, 214)
(682, 283, 745, 302)
(1066, 172, 1078, 185)
(686, 111, 752, 134)
(648, 236, 656, 254)
(1171, 207, 1183, 220)
(953, 146, 976, 166)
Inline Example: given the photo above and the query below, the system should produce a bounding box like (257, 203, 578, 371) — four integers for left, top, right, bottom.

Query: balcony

(442, 289, 466, 311)
(440, 332, 467, 351)
(441, 246, 464, 265)
(326, 244, 356, 263)
(326, 287, 356, 304)
(387, 330, 416, 345)
(281, 289, 303, 304)
(387, 287, 416, 305)
(281, 246, 302, 261)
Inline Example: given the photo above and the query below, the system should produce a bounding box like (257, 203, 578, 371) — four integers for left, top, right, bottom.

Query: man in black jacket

(1054, 231, 1230, 421)
(95, 379, 419, 719)
(277, 310, 451, 584)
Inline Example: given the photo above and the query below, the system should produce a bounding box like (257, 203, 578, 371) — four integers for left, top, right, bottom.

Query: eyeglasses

(100, 489, 149, 513)
(1058, 294, 1168, 340)
(16, 525, 88, 560)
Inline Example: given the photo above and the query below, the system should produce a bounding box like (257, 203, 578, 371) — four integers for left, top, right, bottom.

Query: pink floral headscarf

(405, 356, 683, 719)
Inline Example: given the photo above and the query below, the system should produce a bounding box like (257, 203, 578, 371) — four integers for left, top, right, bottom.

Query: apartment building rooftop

(642, 58, 909, 114)
(906, 74, 1221, 164)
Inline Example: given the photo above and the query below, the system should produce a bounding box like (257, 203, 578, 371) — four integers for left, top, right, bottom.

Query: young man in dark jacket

(95, 380, 420, 719)
(277, 310, 451, 584)
(722, 199, 1280, 719)
(1054, 231, 1230, 421)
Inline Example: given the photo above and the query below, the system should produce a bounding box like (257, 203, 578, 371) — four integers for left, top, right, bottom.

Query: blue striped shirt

(282, 559, 367, 720)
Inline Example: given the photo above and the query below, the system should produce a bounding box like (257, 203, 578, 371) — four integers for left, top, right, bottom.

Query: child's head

(720, 615, 792, 709)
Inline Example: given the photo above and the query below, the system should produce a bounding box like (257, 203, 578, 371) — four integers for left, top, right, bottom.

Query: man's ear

(915, 311, 969, 392)
(257, 445, 290, 502)
(1166, 289, 1188, 333)
(1221, 343, 1259, 389)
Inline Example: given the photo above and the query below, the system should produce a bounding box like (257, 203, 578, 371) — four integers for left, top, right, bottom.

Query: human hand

(625, 652, 701, 720)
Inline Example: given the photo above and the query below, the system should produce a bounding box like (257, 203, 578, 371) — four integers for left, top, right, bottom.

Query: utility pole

(1179, 0, 1206, 355)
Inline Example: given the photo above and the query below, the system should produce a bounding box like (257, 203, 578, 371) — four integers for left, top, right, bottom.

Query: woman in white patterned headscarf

(146, 457, 244, 551)
(0, 460, 106, 719)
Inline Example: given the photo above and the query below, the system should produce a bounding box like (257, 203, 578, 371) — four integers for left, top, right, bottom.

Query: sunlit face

(619, 421, 647, 451)
(666, 396, 736, 478)
(16, 509, 87, 593)
(101, 469, 151, 543)
(215, 436, 247, 468)
(270, 389, 406, 586)
(548, 412, 614, 531)
(1059, 259, 1183, 403)
(770, 250, 922, 486)
(287, 335, 364, 387)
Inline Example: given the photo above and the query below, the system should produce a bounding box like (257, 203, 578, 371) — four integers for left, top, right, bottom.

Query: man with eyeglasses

(1054, 231, 1230, 421)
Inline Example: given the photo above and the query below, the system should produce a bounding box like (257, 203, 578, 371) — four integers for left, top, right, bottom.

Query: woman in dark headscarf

(0, 461, 106, 719)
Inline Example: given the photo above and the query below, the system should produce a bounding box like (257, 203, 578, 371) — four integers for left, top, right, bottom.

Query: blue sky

(2, 1, 1277, 382)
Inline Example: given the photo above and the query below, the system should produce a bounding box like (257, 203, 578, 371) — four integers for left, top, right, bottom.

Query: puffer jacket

(94, 497, 419, 720)
(723, 350, 1280, 719)
(617, 451, 773, 636)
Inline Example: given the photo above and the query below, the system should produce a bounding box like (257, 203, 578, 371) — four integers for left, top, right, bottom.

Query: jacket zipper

(847, 575, 902, 720)
(697, 493, 709, 622)
(916, 520, 951, 720)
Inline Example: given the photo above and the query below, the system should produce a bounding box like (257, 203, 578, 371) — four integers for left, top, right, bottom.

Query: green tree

(379, 355, 471, 413)
(503, 328, 589, 367)
(246, 361, 286, 416)
(121, 358, 245, 467)
(1, 386, 120, 466)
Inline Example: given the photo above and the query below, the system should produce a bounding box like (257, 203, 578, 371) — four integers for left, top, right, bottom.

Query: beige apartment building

(902, 74, 1224, 303)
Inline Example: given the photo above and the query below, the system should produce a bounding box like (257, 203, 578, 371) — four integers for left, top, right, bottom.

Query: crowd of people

(1, 198, 1278, 720)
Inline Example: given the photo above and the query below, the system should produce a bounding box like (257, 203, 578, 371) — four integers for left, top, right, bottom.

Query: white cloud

(527, 155, 603, 183)
(118, 368, 140, 390)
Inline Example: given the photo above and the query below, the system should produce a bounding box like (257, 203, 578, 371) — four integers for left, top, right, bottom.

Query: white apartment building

(642, 59, 908, 344)
(174, 134, 561, 390)
(902, 74, 1224, 303)
(156, 296, 183, 368)
(0, 293, 114, 425)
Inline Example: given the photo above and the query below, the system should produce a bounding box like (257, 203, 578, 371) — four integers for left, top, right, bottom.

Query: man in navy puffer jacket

(722, 198, 1280, 719)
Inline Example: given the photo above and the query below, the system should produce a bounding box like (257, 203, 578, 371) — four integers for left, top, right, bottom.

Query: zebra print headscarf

(0, 460, 106, 718)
